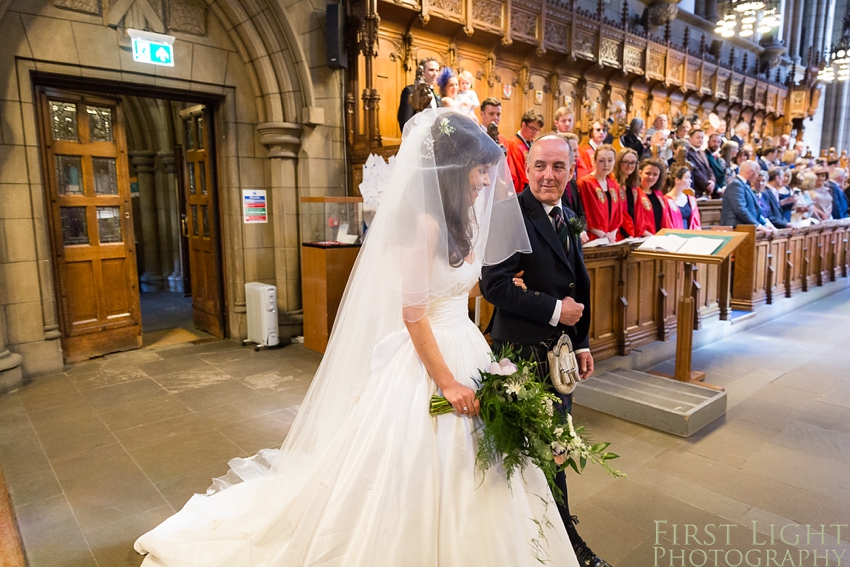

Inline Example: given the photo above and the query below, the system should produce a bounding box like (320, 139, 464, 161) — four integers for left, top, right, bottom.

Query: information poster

(243, 190, 268, 224)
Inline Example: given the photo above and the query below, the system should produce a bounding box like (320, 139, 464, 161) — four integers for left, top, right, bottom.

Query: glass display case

(300, 196, 363, 247)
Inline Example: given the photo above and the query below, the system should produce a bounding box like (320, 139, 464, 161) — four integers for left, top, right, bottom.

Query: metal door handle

(181, 217, 188, 237)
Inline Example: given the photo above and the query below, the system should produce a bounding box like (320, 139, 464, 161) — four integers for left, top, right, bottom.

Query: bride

(135, 110, 580, 566)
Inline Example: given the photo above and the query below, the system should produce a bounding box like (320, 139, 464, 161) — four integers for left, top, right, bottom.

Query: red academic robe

(576, 144, 596, 181)
(628, 187, 672, 236)
(664, 194, 702, 230)
(504, 135, 530, 193)
(577, 174, 631, 241)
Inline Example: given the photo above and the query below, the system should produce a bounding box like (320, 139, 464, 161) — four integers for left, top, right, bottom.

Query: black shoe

(568, 515, 613, 567)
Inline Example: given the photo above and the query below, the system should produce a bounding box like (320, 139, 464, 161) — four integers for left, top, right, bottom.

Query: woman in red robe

(630, 158, 671, 236)
(577, 144, 630, 242)
(615, 148, 640, 237)
(664, 165, 702, 229)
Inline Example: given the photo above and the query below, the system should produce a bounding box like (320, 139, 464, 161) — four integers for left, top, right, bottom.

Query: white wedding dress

(135, 258, 579, 567)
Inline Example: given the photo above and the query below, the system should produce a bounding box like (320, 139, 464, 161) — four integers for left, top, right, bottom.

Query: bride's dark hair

(430, 113, 503, 266)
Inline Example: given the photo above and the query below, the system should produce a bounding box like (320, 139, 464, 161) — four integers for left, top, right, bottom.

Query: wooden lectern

(631, 229, 749, 388)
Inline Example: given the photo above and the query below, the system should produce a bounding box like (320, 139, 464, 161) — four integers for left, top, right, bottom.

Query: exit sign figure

(128, 29, 175, 67)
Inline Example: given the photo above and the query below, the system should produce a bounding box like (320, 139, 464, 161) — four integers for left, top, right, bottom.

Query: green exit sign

(128, 29, 175, 67)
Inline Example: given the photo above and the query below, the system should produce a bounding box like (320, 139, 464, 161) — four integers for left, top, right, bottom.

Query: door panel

(182, 108, 225, 338)
(38, 89, 141, 362)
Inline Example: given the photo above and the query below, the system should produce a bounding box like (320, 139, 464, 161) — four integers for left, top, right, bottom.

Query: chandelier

(714, 0, 781, 38)
(818, 12, 850, 82)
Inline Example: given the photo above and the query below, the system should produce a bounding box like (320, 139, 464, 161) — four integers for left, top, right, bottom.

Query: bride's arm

(404, 315, 480, 416)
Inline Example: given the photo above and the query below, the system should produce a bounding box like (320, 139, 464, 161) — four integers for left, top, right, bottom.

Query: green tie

(550, 207, 571, 254)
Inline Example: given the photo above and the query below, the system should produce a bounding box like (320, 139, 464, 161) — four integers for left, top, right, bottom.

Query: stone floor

(2, 289, 850, 567)
(139, 291, 194, 333)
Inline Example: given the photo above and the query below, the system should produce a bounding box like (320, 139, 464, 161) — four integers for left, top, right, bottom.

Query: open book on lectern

(637, 234, 723, 256)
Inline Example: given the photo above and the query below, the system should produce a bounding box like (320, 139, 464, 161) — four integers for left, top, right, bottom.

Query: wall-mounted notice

(243, 190, 268, 223)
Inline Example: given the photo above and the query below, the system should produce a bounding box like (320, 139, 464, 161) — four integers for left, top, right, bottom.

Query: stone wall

(0, 0, 346, 384)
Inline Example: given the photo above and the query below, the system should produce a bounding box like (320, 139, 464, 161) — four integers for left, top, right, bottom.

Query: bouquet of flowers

(430, 350, 623, 503)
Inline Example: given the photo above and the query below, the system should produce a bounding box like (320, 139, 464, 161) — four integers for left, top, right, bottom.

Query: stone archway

(0, 0, 344, 382)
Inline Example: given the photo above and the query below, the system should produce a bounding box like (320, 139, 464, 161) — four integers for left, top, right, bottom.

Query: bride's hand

(440, 380, 480, 417)
(512, 270, 526, 291)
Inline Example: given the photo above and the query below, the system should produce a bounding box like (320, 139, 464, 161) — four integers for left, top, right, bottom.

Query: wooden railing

(580, 220, 850, 361)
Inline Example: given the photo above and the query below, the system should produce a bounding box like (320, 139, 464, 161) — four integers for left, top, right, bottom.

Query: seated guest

(576, 121, 607, 180)
(719, 141, 739, 192)
(759, 167, 790, 228)
(705, 133, 726, 190)
(560, 132, 586, 222)
(630, 158, 671, 236)
(757, 146, 778, 171)
(758, 170, 789, 228)
(810, 166, 834, 221)
(828, 167, 849, 219)
(603, 101, 627, 144)
(686, 129, 717, 198)
(645, 113, 668, 141)
(622, 118, 646, 158)
(776, 168, 796, 222)
(397, 58, 440, 131)
(505, 109, 544, 192)
(720, 160, 776, 233)
(578, 144, 627, 242)
(790, 171, 817, 226)
(730, 121, 749, 149)
(664, 165, 702, 230)
(553, 106, 575, 133)
(614, 148, 639, 237)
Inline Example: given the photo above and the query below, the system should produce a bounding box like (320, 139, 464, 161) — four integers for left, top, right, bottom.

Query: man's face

(555, 113, 574, 133)
(526, 137, 571, 206)
(743, 163, 759, 183)
(591, 122, 606, 144)
(708, 134, 722, 152)
(689, 131, 705, 149)
(480, 104, 501, 128)
(520, 120, 542, 141)
(422, 61, 440, 85)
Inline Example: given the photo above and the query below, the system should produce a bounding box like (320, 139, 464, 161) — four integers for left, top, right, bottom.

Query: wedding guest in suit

(505, 110, 544, 193)
(397, 58, 441, 131)
(730, 121, 749, 149)
(479, 98, 508, 149)
(762, 168, 791, 228)
(578, 144, 627, 242)
(576, 121, 607, 180)
(629, 158, 671, 236)
(553, 106, 575, 134)
(622, 118, 646, 158)
(720, 160, 776, 233)
(664, 165, 702, 230)
(686, 129, 717, 198)
(481, 134, 611, 567)
(757, 146, 778, 172)
(828, 167, 849, 219)
(705, 133, 726, 190)
(559, 132, 586, 224)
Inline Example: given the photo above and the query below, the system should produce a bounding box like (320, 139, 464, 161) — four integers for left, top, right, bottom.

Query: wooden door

(38, 89, 141, 362)
(174, 144, 192, 296)
(182, 107, 225, 337)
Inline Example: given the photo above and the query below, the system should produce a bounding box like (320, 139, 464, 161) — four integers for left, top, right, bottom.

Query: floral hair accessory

(438, 118, 455, 137)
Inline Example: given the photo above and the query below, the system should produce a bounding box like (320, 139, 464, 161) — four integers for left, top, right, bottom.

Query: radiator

(245, 283, 280, 347)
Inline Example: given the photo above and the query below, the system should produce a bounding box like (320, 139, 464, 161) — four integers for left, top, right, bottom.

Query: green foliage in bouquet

(430, 346, 623, 504)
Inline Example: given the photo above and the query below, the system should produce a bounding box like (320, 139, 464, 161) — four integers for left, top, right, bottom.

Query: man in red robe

(505, 109, 544, 192)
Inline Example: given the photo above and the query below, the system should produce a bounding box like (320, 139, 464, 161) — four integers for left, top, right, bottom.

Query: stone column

(131, 151, 163, 291)
(0, 309, 23, 392)
(814, 0, 830, 57)
(257, 122, 304, 320)
(790, 0, 805, 61)
(704, 0, 718, 22)
(160, 152, 183, 292)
